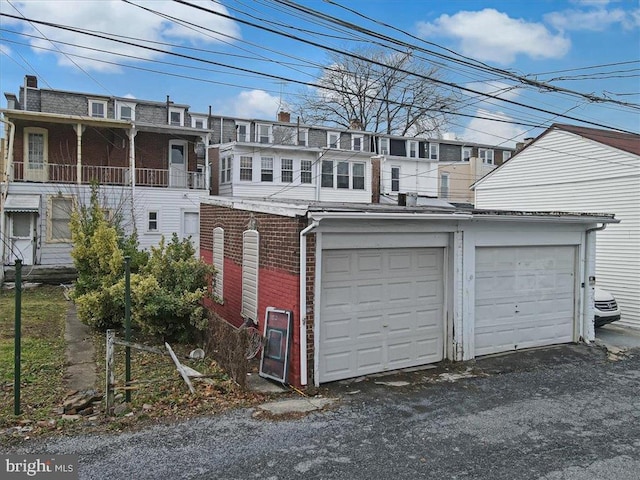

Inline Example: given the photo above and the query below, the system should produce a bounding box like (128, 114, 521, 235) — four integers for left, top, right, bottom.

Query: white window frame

(379, 137, 389, 155)
(212, 227, 224, 303)
(281, 158, 293, 183)
(503, 151, 512, 162)
(191, 115, 207, 129)
(169, 107, 184, 126)
(321, 160, 334, 187)
(256, 124, 273, 144)
(462, 147, 472, 162)
(327, 132, 340, 149)
(300, 159, 313, 184)
(147, 210, 159, 233)
(298, 128, 308, 146)
(440, 173, 449, 199)
(47, 195, 74, 243)
(261, 157, 274, 182)
(236, 122, 250, 142)
(24, 127, 47, 169)
(391, 166, 400, 192)
(352, 134, 364, 152)
(479, 148, 494, 165)
(220, 156, 232, 184)
(407, 140, 418, 158)
(116, 101, 136, 121)
(241, 230, 259, 323)
(352, 162, 365, 190)
(239, 156, 253, 181)
(429, 143, 439, 160)
(88, 99, 107, 118)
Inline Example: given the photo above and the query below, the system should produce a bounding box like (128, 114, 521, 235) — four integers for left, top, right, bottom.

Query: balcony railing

(11, 162, 206, 190)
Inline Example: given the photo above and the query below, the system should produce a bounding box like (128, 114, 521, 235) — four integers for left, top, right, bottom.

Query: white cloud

(417, 9, 570, 65)
(0, 43, 12, 56)
(545, 7, 634, 31)
(460, 109, 528, 148)
(222, 90, 281, 119)
(0, 0, 240, 72)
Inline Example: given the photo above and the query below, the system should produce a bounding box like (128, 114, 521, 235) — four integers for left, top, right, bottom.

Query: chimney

(277, 111, 291, 123)
(349, 118, 362, 130)
(25, 75, 38, 88)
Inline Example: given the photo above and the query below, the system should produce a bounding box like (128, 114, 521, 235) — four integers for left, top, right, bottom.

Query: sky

(0, 0, 639, 147)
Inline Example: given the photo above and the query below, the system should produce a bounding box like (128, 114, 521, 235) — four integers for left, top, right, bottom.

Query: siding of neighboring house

(474, 128, 640, 328)
(200, 203, 306, 386)
(438, 157, 495, 203)
(379, 157, 439, 197)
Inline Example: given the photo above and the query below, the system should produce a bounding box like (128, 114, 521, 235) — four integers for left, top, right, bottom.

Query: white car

(594, 287, 622, 328)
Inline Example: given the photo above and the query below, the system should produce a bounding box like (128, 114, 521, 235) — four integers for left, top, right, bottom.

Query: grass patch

(0, 285, 68, 425)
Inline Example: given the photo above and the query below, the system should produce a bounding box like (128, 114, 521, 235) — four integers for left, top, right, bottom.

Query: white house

(474, 124, 640, 329)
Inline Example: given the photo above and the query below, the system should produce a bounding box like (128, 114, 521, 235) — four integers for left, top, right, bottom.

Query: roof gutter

(308, 211, 474, 221)
(299, 219, 319, 386)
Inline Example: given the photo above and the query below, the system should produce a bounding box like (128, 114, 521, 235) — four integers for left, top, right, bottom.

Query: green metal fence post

(14, 259, 22, 416)
(124, 256, 131, 403)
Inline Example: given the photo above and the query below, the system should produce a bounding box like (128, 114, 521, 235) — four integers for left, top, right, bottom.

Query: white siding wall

(133, 187, 207, 254)
(380, 157, 439, 196)
(475, 129, 640, 327)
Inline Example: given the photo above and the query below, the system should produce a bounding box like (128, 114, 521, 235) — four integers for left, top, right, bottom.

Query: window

(148, 211, 159, 232)
(391, 166, 400, 192)
(116, 101, 135, 121)
(12, 213, 31, 238)
(281, 158, 293, 183)
(169, 107, 184, 126)
(429, 143, 439, 160)
(48, 196, 73, 242)
(241, 230, 259, 322)
(191, 116, 207, 129)
(212, 227, 224, 302)
(89, 99, 107, 118)
(327, 132, 340, 149)
(298, 129, 308, 146)
(236, 123, 249, 142)
(440, 173, 449, 199)
(301, 160, 312, 184)
(220, 156, 232, 183)
(503, 151, 512, 162)
(257, 124, 272, 144)
(321, 160, 334, 187)
(352, 163, 365, 190)
(479, 148, 494, 165)
(240, 156, 253, 181)
(261, 157, 273, 182)
(408, 140, 418, 158)
(337, 161, 350, 189)
(352, 135, 363, 151)
(379, 137, 389, 155)
(462, 147, 472, 161)
(25, 128, 46, 168)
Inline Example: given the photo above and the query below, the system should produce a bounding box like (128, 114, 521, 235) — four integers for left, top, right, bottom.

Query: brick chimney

(277, 111, 291, 123)
(26, 75, 38, 88)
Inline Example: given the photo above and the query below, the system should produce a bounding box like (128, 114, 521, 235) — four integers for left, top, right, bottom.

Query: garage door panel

(475, 246, 576, 357)
(320, 247, 444, 383)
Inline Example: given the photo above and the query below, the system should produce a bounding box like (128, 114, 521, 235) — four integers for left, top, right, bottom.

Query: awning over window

(3, 194, 41, 212)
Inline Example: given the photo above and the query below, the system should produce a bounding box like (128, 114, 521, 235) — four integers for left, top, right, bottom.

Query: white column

(73, 124, 85, 185)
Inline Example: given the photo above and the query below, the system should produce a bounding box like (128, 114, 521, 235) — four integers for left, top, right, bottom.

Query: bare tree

(293, 48, 455, 136)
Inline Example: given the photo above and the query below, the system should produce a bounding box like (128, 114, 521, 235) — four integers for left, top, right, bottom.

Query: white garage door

(475, 246, 576, 356)
(319, 248, 444, 383)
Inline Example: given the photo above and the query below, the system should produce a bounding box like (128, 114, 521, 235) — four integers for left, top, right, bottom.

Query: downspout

(582, 223, 608, 344)
(299, 219, 319, 386)
(204, 133, 211, 192)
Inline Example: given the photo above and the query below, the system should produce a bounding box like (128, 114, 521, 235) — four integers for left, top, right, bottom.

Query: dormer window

(191, 116, 207, 129)
(89, 99, 107, 118)
(429, 143, 439, 160)
(169, 107, 184, 126)
(116, 101, 136, 121)
(462, 147, 472, 161)
(407, 140, 418, 158)
(237, 122, 249, 142)
(479, 148, 494, 165)
(328, 132, 340, 149)
(257, 124, 272, 144)
(379, 137, 389, 155)
(298, 129, 308, 146)
(352, 134, 364, 151)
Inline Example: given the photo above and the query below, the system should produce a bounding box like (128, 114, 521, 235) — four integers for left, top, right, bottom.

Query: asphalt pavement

(4, 342, 640, 480)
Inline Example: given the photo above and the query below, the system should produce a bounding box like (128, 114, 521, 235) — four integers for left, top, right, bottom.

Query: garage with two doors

(307, 210, 612, 385)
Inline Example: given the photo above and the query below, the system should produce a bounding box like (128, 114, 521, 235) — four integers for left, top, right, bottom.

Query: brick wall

(200, 203, 313, 387)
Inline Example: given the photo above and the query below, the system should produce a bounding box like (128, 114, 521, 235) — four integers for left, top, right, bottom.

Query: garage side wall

(200, 204, 307, 386)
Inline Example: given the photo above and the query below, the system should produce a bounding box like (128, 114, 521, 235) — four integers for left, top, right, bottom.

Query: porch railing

(11, 162, 206, 190)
